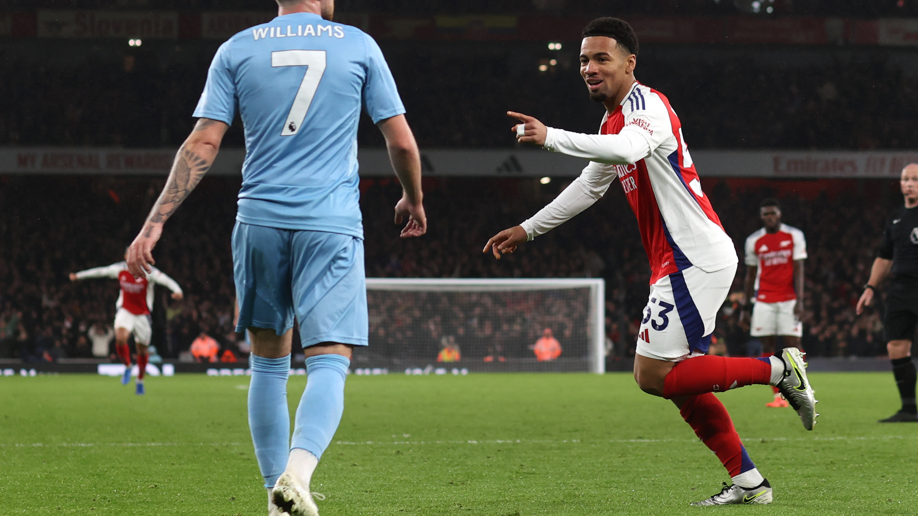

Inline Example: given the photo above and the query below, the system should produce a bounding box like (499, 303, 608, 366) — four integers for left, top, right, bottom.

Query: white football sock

(287, 448, 319, 487)
(732, 468, 765, 489)
(769, 356, 785, 385)
(267, 487, 276, 512)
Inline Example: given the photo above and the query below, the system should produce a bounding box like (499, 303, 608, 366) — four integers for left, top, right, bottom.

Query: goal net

(354, 279, 605, 374)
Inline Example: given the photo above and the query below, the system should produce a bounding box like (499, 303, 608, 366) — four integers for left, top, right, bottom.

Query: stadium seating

(0, 175, 895, 361)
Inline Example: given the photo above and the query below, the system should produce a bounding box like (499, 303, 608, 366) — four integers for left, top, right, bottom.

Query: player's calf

(632, 354, 675, 397)
(660, 355, 775, 399)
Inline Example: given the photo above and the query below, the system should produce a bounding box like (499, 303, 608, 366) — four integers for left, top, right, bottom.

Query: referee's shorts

(883, 280, 918, 342)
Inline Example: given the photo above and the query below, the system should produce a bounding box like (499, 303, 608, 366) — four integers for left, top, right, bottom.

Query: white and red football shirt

(74, 261, 183, 315)
(600, 83, 736, 283)
(744, 224, 807, 303)
(522, 82, 737, 284)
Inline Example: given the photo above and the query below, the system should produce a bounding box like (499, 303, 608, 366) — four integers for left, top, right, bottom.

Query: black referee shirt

(878, 205, 918, 281)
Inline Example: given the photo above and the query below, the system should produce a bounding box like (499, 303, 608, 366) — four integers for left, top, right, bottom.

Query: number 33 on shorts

(639, 297, 674, 343)
(635, 266, 735, 360)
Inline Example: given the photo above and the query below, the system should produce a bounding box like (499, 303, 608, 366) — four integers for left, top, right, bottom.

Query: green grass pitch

(0, 372, 915, 515)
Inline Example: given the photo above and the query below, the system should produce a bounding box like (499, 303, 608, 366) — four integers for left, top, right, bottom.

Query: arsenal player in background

(70, 251, 183, 395)
(741, 198, 807, 408)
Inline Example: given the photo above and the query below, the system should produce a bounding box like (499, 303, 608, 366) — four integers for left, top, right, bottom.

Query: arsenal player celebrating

(484, 17, 818, 506)
(741, 198, 807, 408)
(70, 251, 183, 395)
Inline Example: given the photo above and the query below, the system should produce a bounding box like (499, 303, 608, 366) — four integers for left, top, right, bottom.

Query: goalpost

(356, 279, 606, 374)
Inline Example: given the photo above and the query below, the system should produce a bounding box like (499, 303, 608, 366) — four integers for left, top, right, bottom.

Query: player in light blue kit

(126, 1, 426, 514)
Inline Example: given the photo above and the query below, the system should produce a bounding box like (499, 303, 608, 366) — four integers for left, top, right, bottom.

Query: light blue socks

(248, 354, 291, 488)
(291, 354, 350, 459)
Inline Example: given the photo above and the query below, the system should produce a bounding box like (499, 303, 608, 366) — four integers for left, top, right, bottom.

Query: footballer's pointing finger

(507, 111, 533, 123)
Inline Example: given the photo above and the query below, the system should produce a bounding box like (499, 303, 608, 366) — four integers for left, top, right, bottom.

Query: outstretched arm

(483, 161, 616, 259)
(70, 263, 123, 281)
(509, 109, 660, 165)
(148, 269, 184, 300)
(127, 118, 228, 277)
(378, 114, 426, 238)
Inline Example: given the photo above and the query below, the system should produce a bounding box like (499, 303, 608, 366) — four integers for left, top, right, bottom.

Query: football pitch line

(0, 442, 245, 447)
(335, 434, 918, 445)
(2, 434, 914, 448)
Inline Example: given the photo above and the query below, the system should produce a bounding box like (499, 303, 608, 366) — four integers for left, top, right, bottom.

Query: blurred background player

(532, 328, 562, 361)
(125, 0, 426, 514)
(741, 198, 807, 408)
(857, 163, 918, 423)
(484, 17, 817, 506)
(69, 253, 183, 395)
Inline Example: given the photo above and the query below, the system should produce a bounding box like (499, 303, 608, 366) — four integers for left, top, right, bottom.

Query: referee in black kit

(857, 163, 918, 423)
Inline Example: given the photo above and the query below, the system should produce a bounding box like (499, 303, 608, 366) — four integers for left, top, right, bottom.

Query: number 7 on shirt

(271, 50, 327, 136)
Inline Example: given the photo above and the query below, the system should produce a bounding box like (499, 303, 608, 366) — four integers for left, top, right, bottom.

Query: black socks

(891, 357, 917, 414)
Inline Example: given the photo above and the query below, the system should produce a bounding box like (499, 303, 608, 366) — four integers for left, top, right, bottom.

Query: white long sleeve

(149, 268, 183, 295)
(74, 263, 123, 280)
(543, 127, 652, 165)
(520, 161, 617, 240)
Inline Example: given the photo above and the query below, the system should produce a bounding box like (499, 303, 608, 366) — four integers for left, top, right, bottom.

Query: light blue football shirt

(193, 12, 405, 238)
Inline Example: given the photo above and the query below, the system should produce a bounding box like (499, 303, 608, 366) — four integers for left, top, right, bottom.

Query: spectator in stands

(532, 328, 562, 361)
(72, 334, 92, 358)
(437, 335, 461, 363)
(33, 327, 55, 362)
(190, 331, 220, 363)
(0, 307, 18, 357)
(45, 339, 67, 363)
(88, 321, 114, 359)
(220, 348, 239, 363)
(147, 345, 164, 365)
(6, 42, 918, 151)
(15, 326, 32, 362)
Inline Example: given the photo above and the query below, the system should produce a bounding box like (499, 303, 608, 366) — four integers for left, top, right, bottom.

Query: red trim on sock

(663, 355, 772, 399)
(116, 343, 132, 367)
(680, 393, 745, 477)
(137, 353, 149, 380)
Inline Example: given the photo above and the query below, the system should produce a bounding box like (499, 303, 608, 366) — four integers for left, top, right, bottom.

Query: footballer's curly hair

(760, 198, 782, 210)
(581, 17, 639, 56)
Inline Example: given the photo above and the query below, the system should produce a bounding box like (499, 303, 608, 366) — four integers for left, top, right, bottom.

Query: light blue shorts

(232, 222, 368, 348)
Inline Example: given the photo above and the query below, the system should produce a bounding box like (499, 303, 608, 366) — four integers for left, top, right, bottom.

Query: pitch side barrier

(4, 148, 918, 178)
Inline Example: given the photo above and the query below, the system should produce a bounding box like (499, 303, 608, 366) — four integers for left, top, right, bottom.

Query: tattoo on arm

(143, 148, 211, 236)
(192, 119, 220, 132)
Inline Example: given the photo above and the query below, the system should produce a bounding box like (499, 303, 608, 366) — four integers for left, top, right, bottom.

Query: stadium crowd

(0, 174, 897, 363)
(366, 289, 591, 363)
(3, 43, 918, 151)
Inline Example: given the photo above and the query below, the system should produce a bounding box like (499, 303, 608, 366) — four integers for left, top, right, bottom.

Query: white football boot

(272, 472, 321, 516)
(776, 347, 819, 430)
(691, 480, 773, 506)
